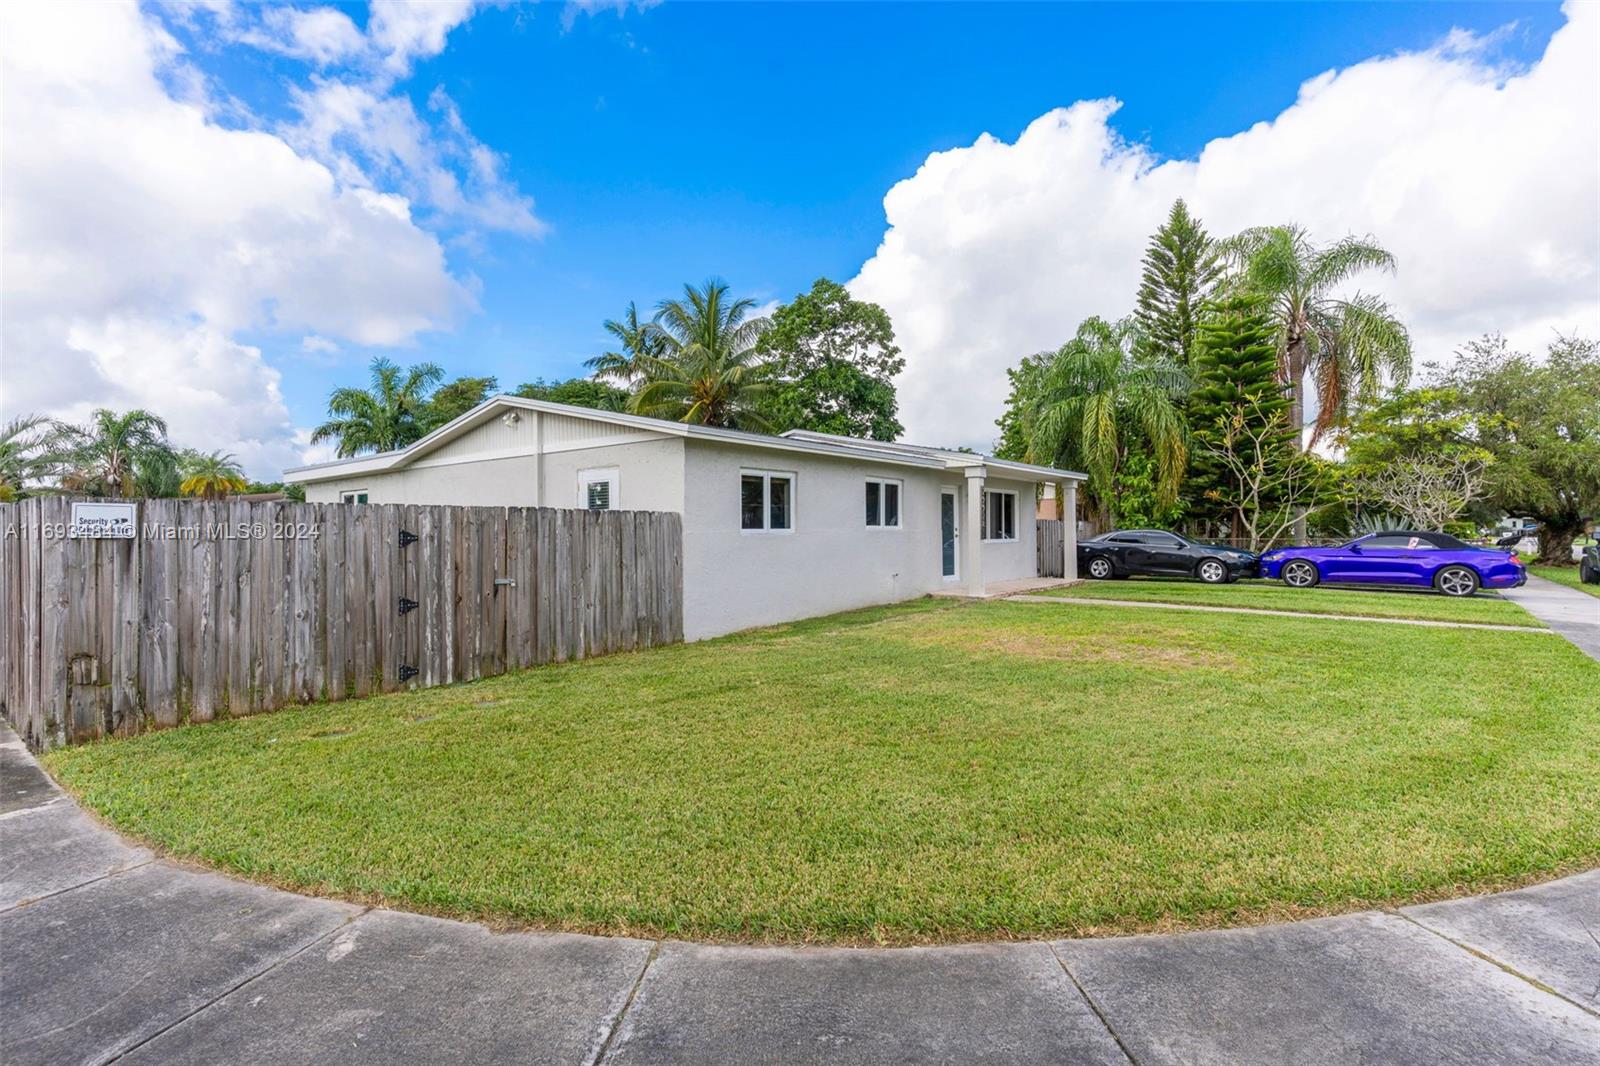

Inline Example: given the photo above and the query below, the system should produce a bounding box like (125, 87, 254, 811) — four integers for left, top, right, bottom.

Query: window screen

(769, 476, 792, 530)
(741, 475, 765, 530)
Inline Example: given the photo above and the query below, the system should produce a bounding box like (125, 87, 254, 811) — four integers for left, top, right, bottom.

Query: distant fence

(0, 497, 683, 751)
(1037, 519, 1064, 578)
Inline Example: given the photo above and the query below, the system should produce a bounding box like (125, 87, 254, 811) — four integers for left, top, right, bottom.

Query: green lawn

(1044, 576, 1543, 626)
(46, 598, 1599, 944)
(1530, 565, 1600, 599)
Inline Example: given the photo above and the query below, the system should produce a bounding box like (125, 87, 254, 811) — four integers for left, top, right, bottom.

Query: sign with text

(70, 501, 138, 539)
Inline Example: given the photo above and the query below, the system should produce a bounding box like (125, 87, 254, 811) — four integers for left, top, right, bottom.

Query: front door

(940, 489, 958, 579)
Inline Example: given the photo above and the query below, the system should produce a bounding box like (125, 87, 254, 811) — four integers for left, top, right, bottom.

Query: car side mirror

(1349, 543, 1363, 554)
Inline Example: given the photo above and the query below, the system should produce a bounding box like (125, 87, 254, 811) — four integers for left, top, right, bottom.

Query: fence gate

(1036, 519, 1064, 578)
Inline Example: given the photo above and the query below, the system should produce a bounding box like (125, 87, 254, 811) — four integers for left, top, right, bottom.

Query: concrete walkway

(3, 728, 1598, 1065)
(1008, 592, 1557, 634)
(1500, 574, 1600, 662)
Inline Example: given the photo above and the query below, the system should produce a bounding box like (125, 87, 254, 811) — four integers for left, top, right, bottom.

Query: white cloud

(369, 0, 476, 74)
(851, 4, 1600, 449)
(0, 1, 468, 477)
(240, 6, 368, 66)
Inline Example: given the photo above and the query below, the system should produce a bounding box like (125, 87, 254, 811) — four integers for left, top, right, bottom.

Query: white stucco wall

(539, 438, 685, 513)
(679, 441, 962, 641)
(978, 477, 1039, 583)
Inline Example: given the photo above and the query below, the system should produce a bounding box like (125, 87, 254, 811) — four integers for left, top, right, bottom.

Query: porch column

(1062, 480, 1078, 581)
(964, 469, 985, 597)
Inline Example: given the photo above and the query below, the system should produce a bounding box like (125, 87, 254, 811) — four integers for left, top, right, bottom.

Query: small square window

(983, 490, 1016, 541)
(864, 478, 902, 529)
(341, 490, 369, 505)
(578, 468, 618, 511)
(741, 471, 794, 532)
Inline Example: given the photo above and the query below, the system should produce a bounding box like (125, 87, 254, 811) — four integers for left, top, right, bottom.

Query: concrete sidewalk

(1501, 574, 1600, 662)
(3, 726, 1598, 1065)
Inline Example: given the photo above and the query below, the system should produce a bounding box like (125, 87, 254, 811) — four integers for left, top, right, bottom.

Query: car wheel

(1197, 559, 1229, 584)
(1086, 556, 1114, 580)
(1281, 560, 1320, 588)
(1435, 565, 1480, 597)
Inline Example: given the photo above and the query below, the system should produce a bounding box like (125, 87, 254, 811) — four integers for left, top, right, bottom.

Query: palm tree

(311, 358, 444, 457)
(179, 450, 249, 499)
(629, 279, 775, 430)
(1022, 317, 1189, 529)
(1221, 225, 1412, 443)
(586, 302, 666, 384)
(59, 408, 171, 498)
(0, 415, 67, 500)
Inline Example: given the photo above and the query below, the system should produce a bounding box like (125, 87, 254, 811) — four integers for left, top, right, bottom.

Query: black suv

(1581, 543, 1600, 585)
(1077, 530, 1260, 584)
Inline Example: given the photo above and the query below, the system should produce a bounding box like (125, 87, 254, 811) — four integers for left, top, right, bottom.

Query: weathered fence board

(0, 499, 684, 751)
(1037, 519, 1065, 578)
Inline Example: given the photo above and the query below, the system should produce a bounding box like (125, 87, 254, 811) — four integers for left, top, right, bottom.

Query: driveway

(3, 725, 1598, 1065)
(1501, 573, 1600, 662)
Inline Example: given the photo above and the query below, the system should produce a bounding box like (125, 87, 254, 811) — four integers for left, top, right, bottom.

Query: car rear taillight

(1509, 553, 1521, 565)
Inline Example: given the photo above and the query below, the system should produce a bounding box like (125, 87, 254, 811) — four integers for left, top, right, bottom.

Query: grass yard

(1530, 565, 1600, 600)
(46, 598, 1600, 945)
(1044, 576, 1543, 626)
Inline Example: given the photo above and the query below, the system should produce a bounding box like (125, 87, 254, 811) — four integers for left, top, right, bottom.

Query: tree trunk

(1284, 333, 1309, 542)
(1536, 523, 1579, 566)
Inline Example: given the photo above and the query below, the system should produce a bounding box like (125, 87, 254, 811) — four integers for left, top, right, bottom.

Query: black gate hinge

(399, 529, 418, 549)
(398, 665, 419, 683)
(398, 597, 419, 615)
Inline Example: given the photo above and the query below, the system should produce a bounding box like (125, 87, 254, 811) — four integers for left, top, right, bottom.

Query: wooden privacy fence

(1036, 519, 1064, 578)
(0, 497, 683, 751)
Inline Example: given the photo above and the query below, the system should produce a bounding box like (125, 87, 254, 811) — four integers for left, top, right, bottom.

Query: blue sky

(184, 1, 1564, 442)
(6, 1, 1591, 474)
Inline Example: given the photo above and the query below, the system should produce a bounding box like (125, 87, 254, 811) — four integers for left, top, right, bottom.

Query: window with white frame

(340, 490, 369, 504)
(740, 470, 794, 532)
(864, 477, 902, 528)
(578, 467, 619, 511)
(980, 489, 1016, 541)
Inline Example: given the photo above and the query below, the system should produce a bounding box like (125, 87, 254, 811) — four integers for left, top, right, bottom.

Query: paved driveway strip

(1500, 573, 1600, 661)
(3, 724, 1598, 1065)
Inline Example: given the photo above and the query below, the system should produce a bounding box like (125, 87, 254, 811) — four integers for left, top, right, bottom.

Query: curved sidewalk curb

(3, 726, 1598, 1065)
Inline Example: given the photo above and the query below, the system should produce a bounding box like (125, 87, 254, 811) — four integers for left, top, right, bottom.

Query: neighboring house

(284, 396, 1084, 641)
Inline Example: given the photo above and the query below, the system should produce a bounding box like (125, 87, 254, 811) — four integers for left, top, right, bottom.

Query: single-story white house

(284, 396, 1084, 640)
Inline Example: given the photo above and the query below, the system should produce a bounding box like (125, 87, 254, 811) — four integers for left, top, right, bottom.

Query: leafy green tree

(179, 450, 249, 499)
(1429, 334, 1600, 562)
(630, 279, 775, 430)
(420, 376, 499, 433)
(311, 358, 444, 457)
(993, 353, 1050, 461)
(1341, 387, 1497, 530)
(1222, 224, 1412, 442)
(1186, 293, 1294, 537)
(58, 408, 172, 498)
(755, 278, 904, 440)
(1017, 316, 1189, 529)
(586, 302, 667, 384)
(513, 377, 630, 411)
(1134, 199, 1223, 368)
(0, 415, 67, 500)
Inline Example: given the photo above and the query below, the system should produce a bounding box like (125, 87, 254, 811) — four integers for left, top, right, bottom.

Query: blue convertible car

(1259, 530, 1526, 597)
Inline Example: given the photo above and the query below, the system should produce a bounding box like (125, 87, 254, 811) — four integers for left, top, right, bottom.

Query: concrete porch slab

(120, 908, 655, 1066)
(931, 576, 1080, 599)
(1053, 910, 1600, 1066)
(602, 940, 1128, 1065)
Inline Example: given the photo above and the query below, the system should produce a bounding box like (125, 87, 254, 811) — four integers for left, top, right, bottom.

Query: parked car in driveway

(1581, 544, 1600, 585)
(1259, 531, 1526, 597)
(1078, 530, 1259, 584)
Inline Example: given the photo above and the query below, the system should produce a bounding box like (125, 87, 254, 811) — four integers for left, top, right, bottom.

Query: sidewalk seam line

(0, 858, 157, 916)
(1046, 941, 1141, 1066)
(590, 939, 661, 1066)
(99, 905, 372, 1065)
(1389, 909, 1600, 1020)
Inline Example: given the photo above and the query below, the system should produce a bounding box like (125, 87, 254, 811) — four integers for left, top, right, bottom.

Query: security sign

(71, 502, 138, 539)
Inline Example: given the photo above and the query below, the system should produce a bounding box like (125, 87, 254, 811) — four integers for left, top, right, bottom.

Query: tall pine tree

(1134, 199, 1223, 368)
(1187, 292, 1294, 537)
